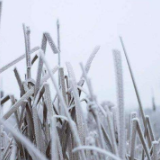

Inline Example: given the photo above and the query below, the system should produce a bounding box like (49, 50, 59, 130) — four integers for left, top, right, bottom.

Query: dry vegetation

(0, 2, 160, 160)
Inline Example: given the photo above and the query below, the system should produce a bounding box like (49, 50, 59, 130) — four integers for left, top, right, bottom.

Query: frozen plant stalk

(23, 24, 31, 79)
(152, 141, 159, 160)
(113, 49, 125, 159)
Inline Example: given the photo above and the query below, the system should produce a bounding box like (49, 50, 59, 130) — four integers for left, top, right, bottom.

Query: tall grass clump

(0, 2, 160, 160)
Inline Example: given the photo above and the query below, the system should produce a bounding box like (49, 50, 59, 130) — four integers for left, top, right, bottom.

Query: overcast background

(1, 0, 160, 111)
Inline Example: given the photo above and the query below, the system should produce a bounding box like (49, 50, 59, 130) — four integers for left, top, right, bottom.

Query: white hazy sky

(1, 0, 160, 110)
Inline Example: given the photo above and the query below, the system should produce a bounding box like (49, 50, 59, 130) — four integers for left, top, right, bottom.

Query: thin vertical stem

(152, 141, 159, 160)
(113, 49, 125, 159)
(136, 118, 151, 160)
(57, 19, 60, 65)
(130, 119, 137, 160)
(35, 34, 47, 95)
(23, 24, 31, 79)
(119, 37, 147, 130)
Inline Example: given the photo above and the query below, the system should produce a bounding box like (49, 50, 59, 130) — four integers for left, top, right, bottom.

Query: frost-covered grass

(0, 2, 160, 160)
